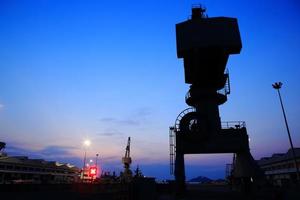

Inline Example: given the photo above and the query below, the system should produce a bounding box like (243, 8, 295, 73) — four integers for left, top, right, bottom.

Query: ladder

(169, 126, 175, 175)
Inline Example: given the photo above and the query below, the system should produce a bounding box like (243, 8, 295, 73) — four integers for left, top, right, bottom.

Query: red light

(89, 166, 97, 176)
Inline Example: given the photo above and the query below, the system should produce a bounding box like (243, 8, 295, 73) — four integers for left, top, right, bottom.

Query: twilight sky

(0, 0, 300, 180)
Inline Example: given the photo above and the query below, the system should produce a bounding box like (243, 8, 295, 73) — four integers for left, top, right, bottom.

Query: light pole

(96, 154, 99, 178)
(95, 154, 99, 168)
(272, 82, 299, 181)
(82, 139, 91, 180)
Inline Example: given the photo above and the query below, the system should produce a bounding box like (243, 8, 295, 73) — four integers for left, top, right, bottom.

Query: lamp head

(83, 140, 91, 147)
(272, 82, 282, 90)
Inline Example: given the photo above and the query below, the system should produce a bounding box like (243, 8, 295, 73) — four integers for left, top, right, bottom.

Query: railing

(185, 69, 231, 101)
(221, 121, 246, 129)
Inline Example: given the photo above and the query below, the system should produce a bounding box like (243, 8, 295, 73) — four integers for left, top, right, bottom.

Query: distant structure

(0, 142, 5, 151)
(169, 5, 262, 194)
(121, 137, 132, 182)
(134, 165, 143, 178)
(0, 142, 80, 184)
(257, 148, 300, 186)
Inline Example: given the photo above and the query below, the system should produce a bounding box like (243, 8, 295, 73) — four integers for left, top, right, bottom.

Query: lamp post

(95, 154, 99, 168)
(82, 139, 91, 180)
(95, 154, 99, 179)
(272, 82, 299, 181)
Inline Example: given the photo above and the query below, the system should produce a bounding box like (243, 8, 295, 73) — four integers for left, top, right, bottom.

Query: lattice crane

(121, 137, 132, 181)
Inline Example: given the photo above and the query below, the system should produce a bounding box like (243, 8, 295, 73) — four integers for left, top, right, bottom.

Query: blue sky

(0, 0, 300, 180)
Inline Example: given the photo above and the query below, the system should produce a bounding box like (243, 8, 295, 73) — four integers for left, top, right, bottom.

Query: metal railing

(221, 121, 246, 129)
(185, 70, 231, 101)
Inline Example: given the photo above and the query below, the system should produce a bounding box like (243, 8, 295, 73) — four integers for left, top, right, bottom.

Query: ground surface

(1, 183, 300, 200)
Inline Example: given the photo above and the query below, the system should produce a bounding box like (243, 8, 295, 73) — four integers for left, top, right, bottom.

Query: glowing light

(89, 166, 97, 176)
(89, 159, 93, 163)
(83, 140, 91, 147)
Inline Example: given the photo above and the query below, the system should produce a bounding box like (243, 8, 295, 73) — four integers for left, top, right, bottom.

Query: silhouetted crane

(121, 137, 132, 182)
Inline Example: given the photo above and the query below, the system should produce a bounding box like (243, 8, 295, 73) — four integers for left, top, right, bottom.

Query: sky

(0, 0, 300, 180)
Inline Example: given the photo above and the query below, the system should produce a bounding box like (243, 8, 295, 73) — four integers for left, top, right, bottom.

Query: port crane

(121, 137, 132, 181)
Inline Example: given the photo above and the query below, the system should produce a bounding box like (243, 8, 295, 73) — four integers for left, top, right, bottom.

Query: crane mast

(124, 137, 130, 159)
(121, 137, 132, 182)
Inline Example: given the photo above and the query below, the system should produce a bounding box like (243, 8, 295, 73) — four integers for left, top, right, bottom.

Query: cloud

(98, 132, 117, 136)
(135, 107, 152, 118)
(98, 131, 122, 137)
(5, 145, 36, 157)
(101, 155, 120, 163)
(97, 128, 123, 137)
(100, 117, 115, 122)
(0, 103, 4, 110)
(5, 144, 79, 160)
(99, 107, 152, 127)
(99, 117, 140, 126)
(4, 144, 86, 167)
(118, 119, 140, 125)
(38, 145, 78, 157)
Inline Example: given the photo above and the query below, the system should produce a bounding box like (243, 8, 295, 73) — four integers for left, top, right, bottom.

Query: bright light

(84, 140, 91, 147)
(89, 159, 93, 163)
(86, 163, 90, 167)
(89, 166, 97, 176)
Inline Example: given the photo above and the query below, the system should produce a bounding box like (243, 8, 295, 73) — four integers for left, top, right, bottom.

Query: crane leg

(175, 151, 186, 196)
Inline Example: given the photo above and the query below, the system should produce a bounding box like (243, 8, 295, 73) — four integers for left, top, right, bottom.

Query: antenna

(191, 4, 207, 19)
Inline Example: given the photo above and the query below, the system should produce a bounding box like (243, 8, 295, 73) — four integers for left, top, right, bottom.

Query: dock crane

(121, 137, 132, 182)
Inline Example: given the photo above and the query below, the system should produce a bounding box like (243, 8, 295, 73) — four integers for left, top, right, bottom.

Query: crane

(121, 137, 132, 181)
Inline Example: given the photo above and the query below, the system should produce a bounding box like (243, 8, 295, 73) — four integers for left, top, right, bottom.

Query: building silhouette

(0, 142, 80, 184)
(257, 148, 300, 186)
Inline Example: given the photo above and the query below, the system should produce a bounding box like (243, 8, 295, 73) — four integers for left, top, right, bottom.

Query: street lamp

(84, 140, 91, 146)
(95, 154, 99, 167)
(95, 154, 99, 178)
(82, 139, 91, 180)
(272, 82, 299, 181)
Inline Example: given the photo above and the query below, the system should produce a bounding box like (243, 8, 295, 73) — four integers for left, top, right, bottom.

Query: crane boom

(125, 137, 130, 158)
(122, 137, 132, 167)
(121, 137, 132, 182)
